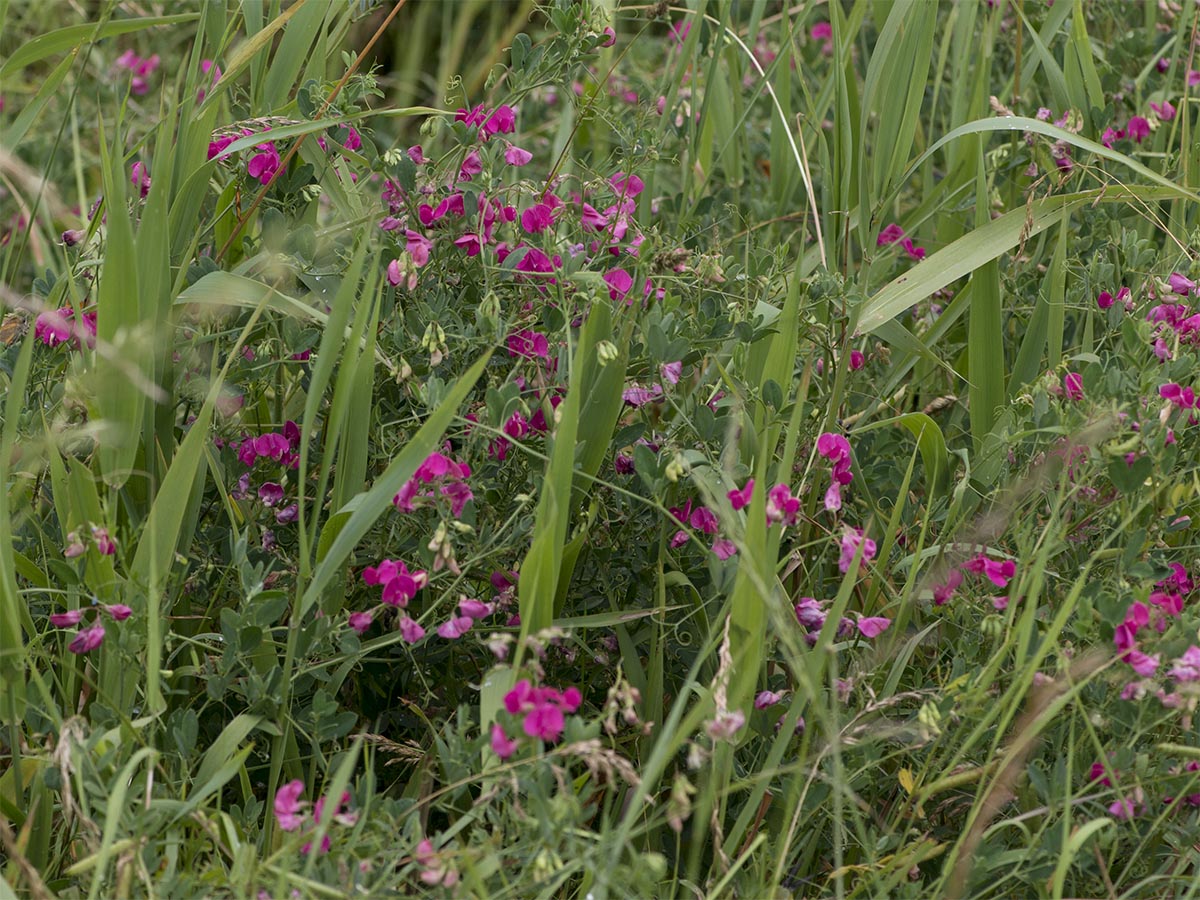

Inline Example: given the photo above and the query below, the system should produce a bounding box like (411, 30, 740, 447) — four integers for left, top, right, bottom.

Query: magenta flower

(604, 268, 634, 302)
(508, 330, 550, 359)
(901, 237, 926, 261)
(437, 615, 473, 640)
(1127, 116, 1151, 143)
(1062, 372, 1084, 401)
(274, 779, 306, 832)
(258, 482, 284, 507)
(689, 506, 719, 534)
(364, 559, 428, 608)
(877, 223, 905, 246)
(406, 230, 433, 267)
(68, 623, 106, 654)
(609, 171, 644, 197)
(711, 538, 737, 559)
(1125, 650, 1160, 677)
(106, 604, 132, 621)
(1150, 100, 1176, 121)
(856, 616, 891, 638)
(622, 384, 663, 407)
(600, 26, 616, 47)
(932, 568, 963, 606)
(1169, 272, 1196, 296)
(398, 616, 425, 643)
(49, 610, 84, 628)
(348, 611, 373, 635)
(1097, 290, 1114, 309)
(520, 203, 554, 234)
(766, 483, 801, 526)
(482, 105, 516, 136)
(523, 703, 565, 741)
(660, 361, 682, 384)
(92, 526, 116, 556)
(1170, 646, 1200, 682)
(247, 142, 281, 184)
(728, 480, 755, 511)
(457, 150, 482, 181)
(491, 723, 518, 759)
(130, 162, 151, 199)
(755, 690, 785, 709)
(838, 528, 877, 574)
(504, 144, 532, 166)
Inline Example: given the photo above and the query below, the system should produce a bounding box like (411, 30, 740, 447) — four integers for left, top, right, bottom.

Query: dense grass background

(4, 1, 1200, 897)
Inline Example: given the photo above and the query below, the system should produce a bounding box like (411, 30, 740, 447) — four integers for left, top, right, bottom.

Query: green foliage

(4, 1, 1200, 898)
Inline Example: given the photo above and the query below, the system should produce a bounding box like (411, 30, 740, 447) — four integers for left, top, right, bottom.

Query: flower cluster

(394, 450, 473, 518)
(48, 601, 131, 655)
(491, 678, 583, 754)
(114, 49, 160, 96)
(931, 551, 1017, 608)
(34, 307, 97, 349)
(816, 432, 854, 512)
(793, 597, 890, 645)
(273, 780, 357, 854)
(235, 422, 301, 469)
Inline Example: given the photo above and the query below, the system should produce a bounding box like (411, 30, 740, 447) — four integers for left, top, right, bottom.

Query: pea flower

(68, 623, 106, 655)
(274, 780, 307, 832)
(838, 528, 877, 574)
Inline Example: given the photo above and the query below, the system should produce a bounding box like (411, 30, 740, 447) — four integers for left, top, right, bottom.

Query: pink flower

(1062, 372, 1084, 400)
(964, 555, 1016, 589)
(848, 350, 865, 371)
(689, 506, 719, 534)
(458, 598, 493, 619)
(580, 203, 609, 231)
(491, 723, 518, 759)
(1160, 383, 1196, 409)
(600, 26, 616, 47)
(728, 480, 754, 511)
(504, 144, 532, 166)
(130, 162, 151, 199)
(274, 779, 306, 832)
(932, 568, 963, 606)
(247, 142, 281, 185)
(398, 616, 425, 643)
(520, 203, 555, 234)
(1125, 650, 1160, 677)
(622, 384, 663, 406)
(92, 527, 116, 556)
(901, 237, 926, 261)
(1097, 290, 1114, 309)
(523, 703, 565, 741)
(507, 330, 550, 359)
(1150, 100, 1176, 121)
(258, 482, 284, 507)
(482, 105, 516, 136)
(457, 150, 482, 182)
(766, 483, 800, 526)
(838, 528, 877, 574)
(1170, 646, 1200, 682)
(1127, 116, 1151, 143)
(1169, 272, 1196, 296)
(348, 612, 373, 634)
(437, 615, 473, 639)
(711, 538, 737, 559)
(604, 268, 634, 302)
(706, 709, 746, 741)
(609, 172, 644, 197)
(877, 223, 905, 246)
(106, 604, 132, 621)
(660, 361, 682, 384)
(856, 616, 891, 638)
(755, 690, 785, 709)
(68, 623, 105, 654)
(364, 560, 428, 607)
(49, 610, 84, 628)
(406, 231, 433, 267)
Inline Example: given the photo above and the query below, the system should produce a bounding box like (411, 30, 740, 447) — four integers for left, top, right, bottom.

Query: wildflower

(247, 141, 281, 184)
(504, 144, 532, 166)
(1125, 649, 1160, 677)
(523, 703, 565, 740)
(1150, 100, 1176, 121)
(964, 554, 1016, 588)
(728, 480, 754, 511)
(706, 709, 746, 741)
(1127, 116, 1151, 142)
(580, 203, 609, 231)
(437, 615, 473, 640)
(1097, 290, 1114, 309)
(932, 568, 963, 606)
(398, 616, 425, 643)
(348, 612, 372, 634)
(838, 528, 877, 574)
(901, 237, 926, 261)
(491, 723, 518, 759)
(622, 384, 663, 406)
(405, 230, 433, 267)
(755, 690, 785, 709)
(1170, 646, 1200, 682)
(459, 598, 493, 619)
(689, 506, 718, 534)
(877, 223, 905, 246)
(661, 361, 682, 384)
(68, 623, 106, 654)
(766, 483, 801, 526)
(457, 149, 482, 181)
(610, 171, 644, 197)
(363, 559, 428, 608)
(1169, 272, 1196, 296)
(106, 604, 132, 621)
(604, 268, 634, 302)
(274, 780, 306, 832)
(275, 504, 298, 524)
(600, 26, 616, 47)
(857, 616, 891, 638)
(482, 105, 516, 136)
(258, 482, 284, 507)
(712, 538, 737, 559)
(520, 203, 555, 234)
(49, 610, 84, 628)
(508, 330, 550, 359)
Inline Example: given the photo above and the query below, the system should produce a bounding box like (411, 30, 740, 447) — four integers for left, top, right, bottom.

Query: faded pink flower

(274, 779, 306, 832)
